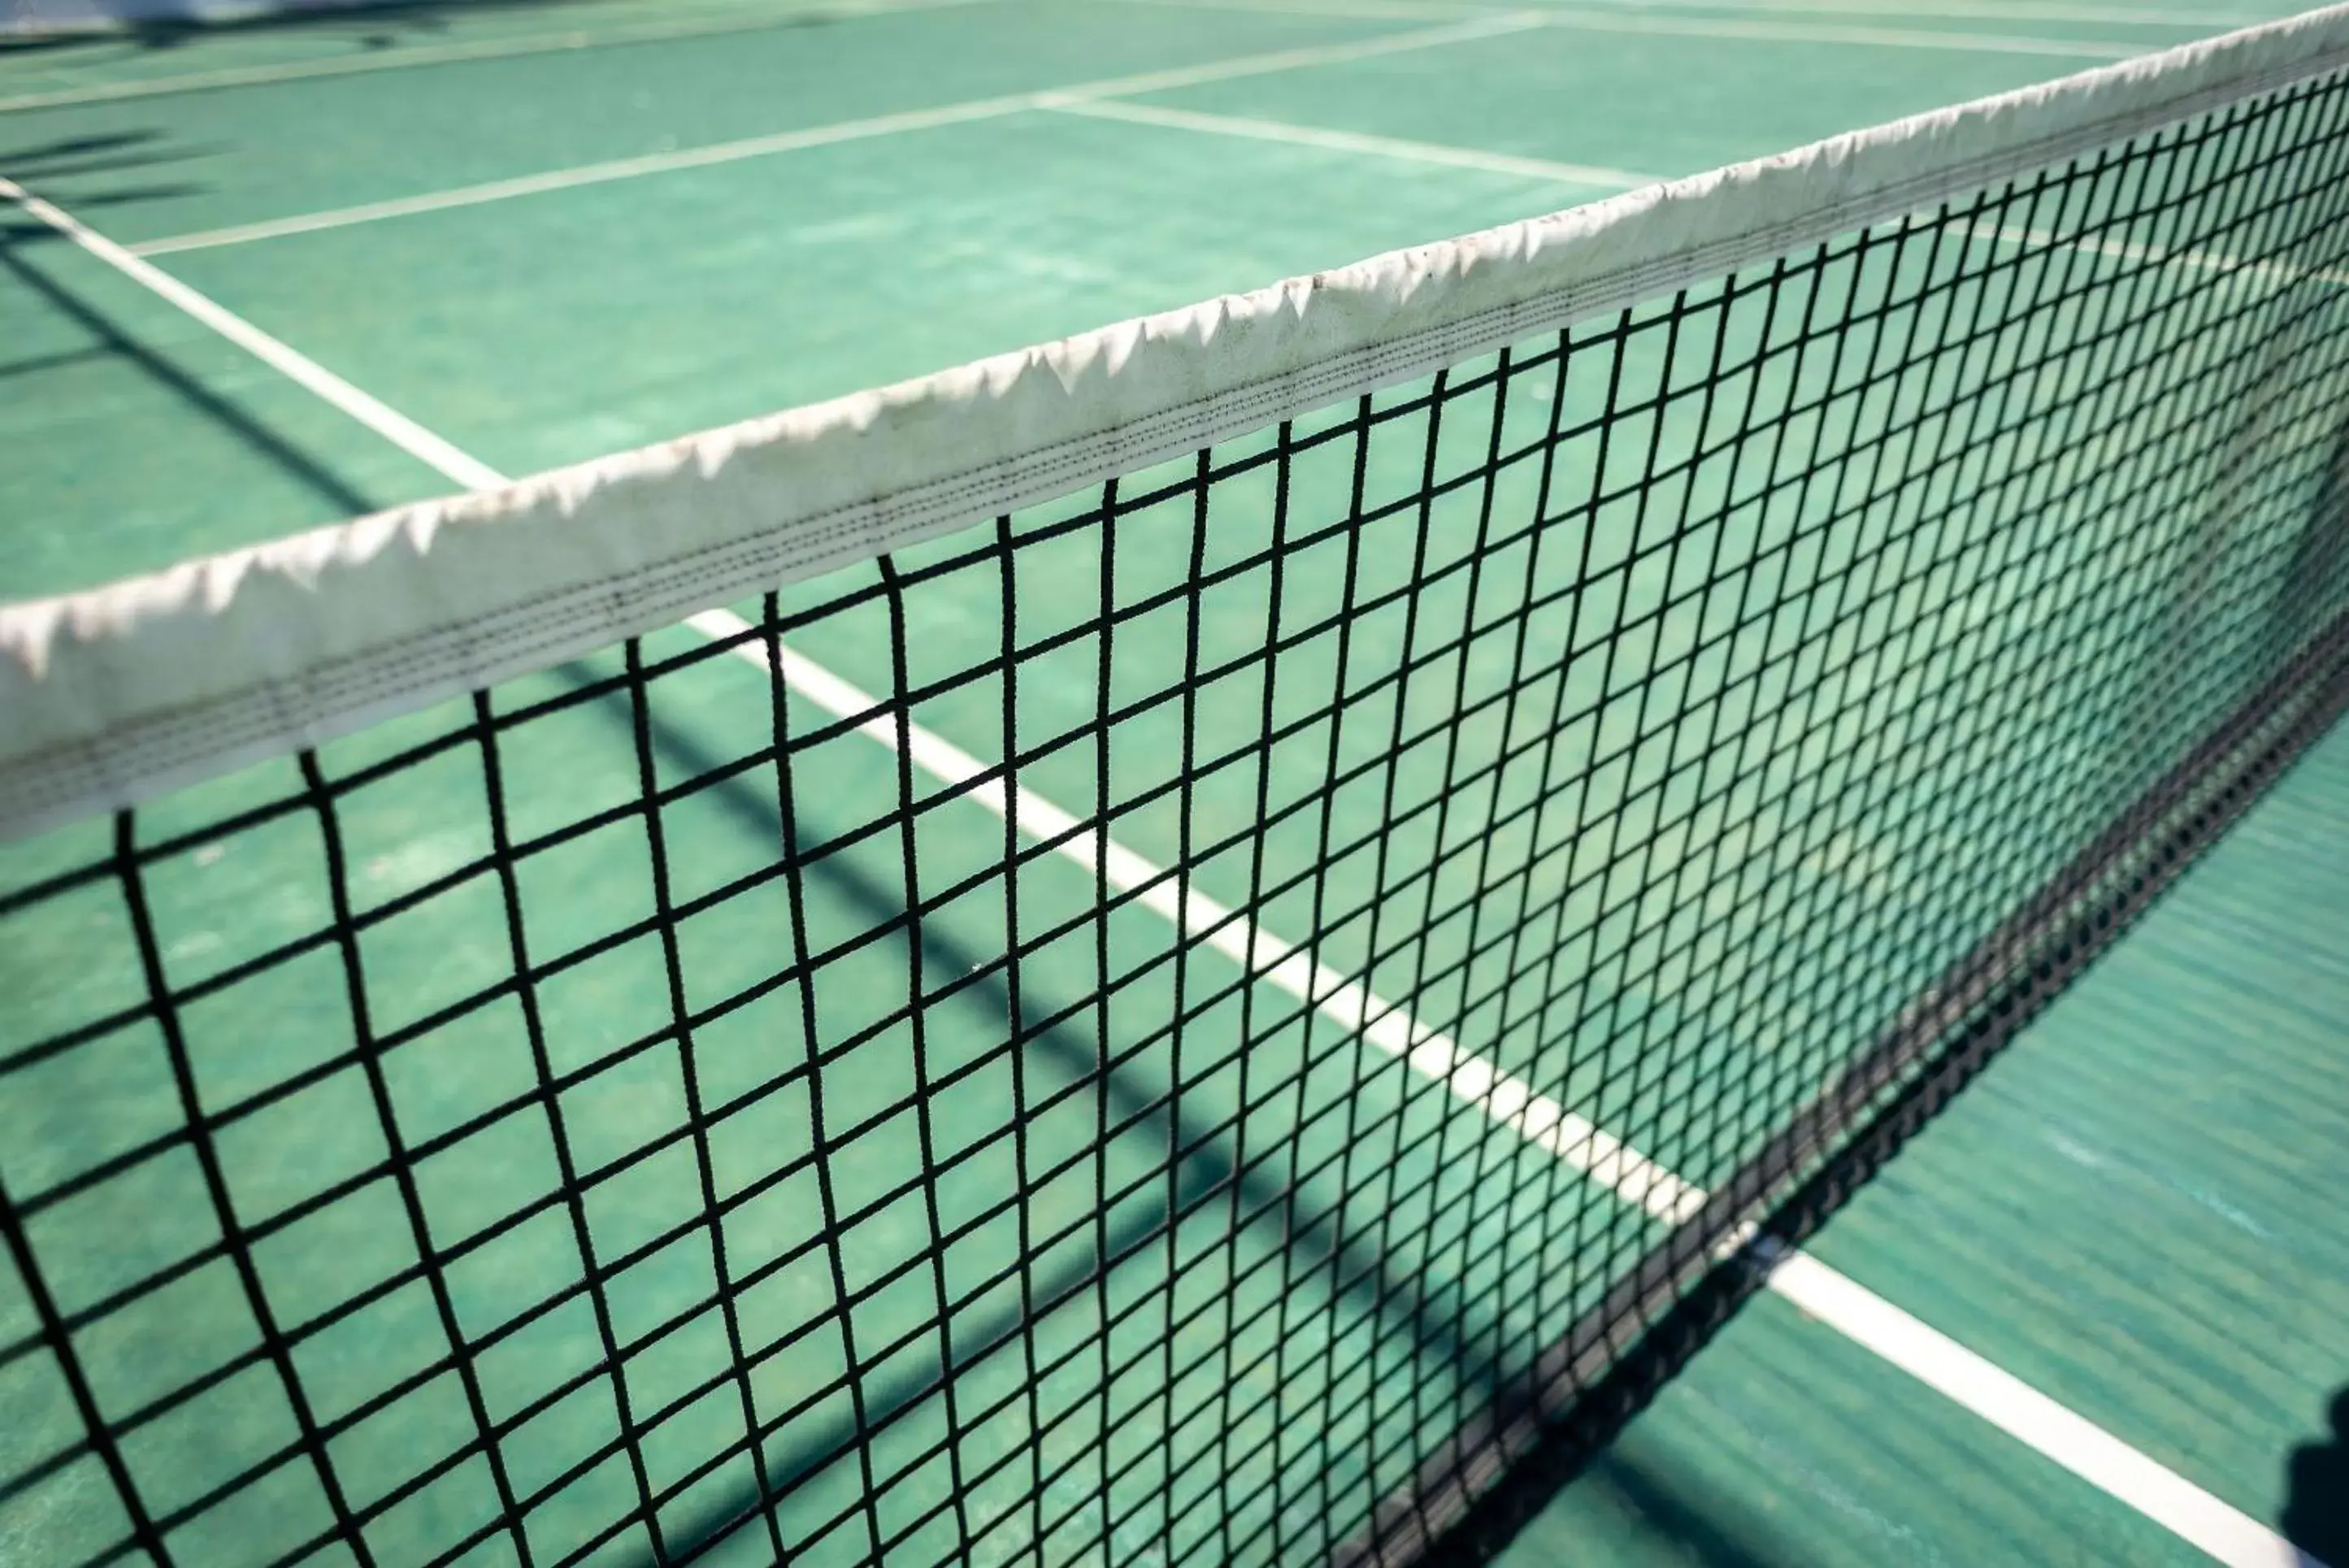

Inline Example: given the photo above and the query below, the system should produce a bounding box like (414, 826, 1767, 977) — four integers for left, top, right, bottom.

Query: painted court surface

(2, 1, 2346, 1564)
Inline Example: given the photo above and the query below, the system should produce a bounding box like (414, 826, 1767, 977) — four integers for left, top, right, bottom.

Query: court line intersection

(3, 79, 2314, 1557)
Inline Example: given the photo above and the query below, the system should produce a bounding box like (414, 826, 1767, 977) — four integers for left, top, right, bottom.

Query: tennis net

(7, 11, 2349, 1568)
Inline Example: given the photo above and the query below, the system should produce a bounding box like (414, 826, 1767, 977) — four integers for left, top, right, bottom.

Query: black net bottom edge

(1339, 606, 2349, 1568)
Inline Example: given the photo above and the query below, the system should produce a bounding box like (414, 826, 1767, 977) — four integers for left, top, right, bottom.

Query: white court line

(1044, 107, 2342, 296)
(0, 0, 1005, 116)
(1535, 5, 2150, 54)
(1590, 0, 2271, 27)
(1763, 1248, 2327, 1568)
(1434, 4, 2157, 54)
(1126, 0, 2155, 53)
(1036, 99, 2344, 297)
(0, 179, 502, 491)
(731, 620, 1709, 1223)
(124, 13, 1544, 258)
(1963, 219, 2349, 289)
(5, 180, 2322, 1568)
(1107, 0, 1509, 18)
(117, 3, 2141, 261)
(1040, 97, 1665, 189)
(128, 98, 1075, 256)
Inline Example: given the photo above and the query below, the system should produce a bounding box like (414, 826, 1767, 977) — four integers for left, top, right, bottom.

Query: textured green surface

(3, 1, 2346, 1564)
(1504, 1291, 2208, 1568)
(0, 0, 2322, 594)
(0, 227, 447, 594)
(4, 2, 1394, 246)
(152, 111, 1607, 490)
(0, 0, 1042, 102)
(1500, 715, 2349, 1566)
(1139, 18, 2179, 180)
(1798, 715, 2349, 1550)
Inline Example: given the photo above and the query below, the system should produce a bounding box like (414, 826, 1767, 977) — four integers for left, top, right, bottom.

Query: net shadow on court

(5, 9, 2349, 1568)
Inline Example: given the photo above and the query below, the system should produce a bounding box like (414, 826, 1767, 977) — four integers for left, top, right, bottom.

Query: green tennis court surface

(4, 2, 2347, 1566)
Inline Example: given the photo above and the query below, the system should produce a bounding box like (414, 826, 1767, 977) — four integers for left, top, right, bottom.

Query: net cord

(6, 5, 2349, 839)
(1329, 598, 2349, 1567)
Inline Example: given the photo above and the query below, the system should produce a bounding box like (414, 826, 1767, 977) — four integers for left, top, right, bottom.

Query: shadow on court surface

(0, 2, 545, 54)
(0, 224, 374, 517)
(0, 126, 216, 180)
(616, 683, 1811, 1568)
(0, 126, 213, 222)
(2283, 1386, 2349, 1566)
(0, 124, 350, 507)
(0, 0, 852, 57)
(1572, 1449, 1791, 1568)
(598, 676, 1527, 1559)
